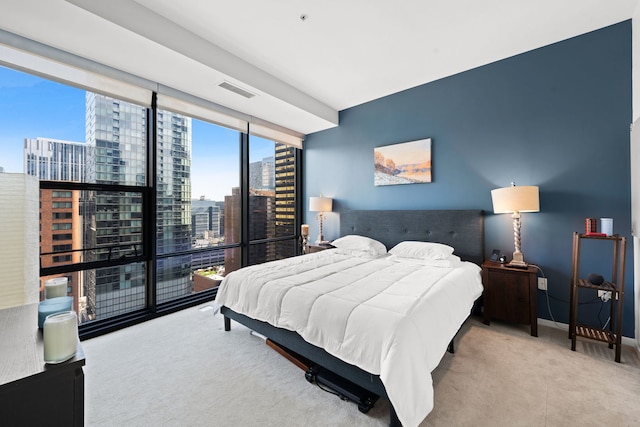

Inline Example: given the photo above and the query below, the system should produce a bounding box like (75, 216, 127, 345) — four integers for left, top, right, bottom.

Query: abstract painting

(374, 138, 432, 186)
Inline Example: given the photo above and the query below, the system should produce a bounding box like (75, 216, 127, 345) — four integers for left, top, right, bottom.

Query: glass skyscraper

(84, 94, 193, 319)
(154, 109, 193, 304)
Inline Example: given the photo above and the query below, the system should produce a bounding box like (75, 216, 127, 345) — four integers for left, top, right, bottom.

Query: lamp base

(506, 260, 529, 269)
(507, 251, 528, 268)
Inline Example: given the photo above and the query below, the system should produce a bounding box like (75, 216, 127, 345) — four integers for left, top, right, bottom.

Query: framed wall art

(374, 138, 432, 186)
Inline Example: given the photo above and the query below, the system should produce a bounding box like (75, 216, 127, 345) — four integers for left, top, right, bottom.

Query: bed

(215, 209, 484, 427)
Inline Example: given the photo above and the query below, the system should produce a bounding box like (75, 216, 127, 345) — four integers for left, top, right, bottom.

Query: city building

(191, 198, 222, 239)
(85, 94, 193, 318)
(274, 144, 296, 244)
(192, 211, 209, 239)
(155, 108, 193, 304)
(24, 137, 86, 182)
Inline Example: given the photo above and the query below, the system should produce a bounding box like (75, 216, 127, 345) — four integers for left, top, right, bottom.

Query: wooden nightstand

(307, 244, 333, 254)
(481, 260, 538, 337)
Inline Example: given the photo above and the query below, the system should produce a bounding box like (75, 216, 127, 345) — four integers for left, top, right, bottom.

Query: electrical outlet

(598, 290, 612, 302)
(537, 277, 547, 291)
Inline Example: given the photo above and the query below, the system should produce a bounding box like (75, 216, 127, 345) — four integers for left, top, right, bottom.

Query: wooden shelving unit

(569, 232, 626, 362)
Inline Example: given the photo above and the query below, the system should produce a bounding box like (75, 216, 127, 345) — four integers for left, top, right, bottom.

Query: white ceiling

(0, 0, 638, 135)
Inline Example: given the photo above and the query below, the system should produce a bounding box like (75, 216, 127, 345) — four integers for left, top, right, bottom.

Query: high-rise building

(248, 193, 276, 262)
(249, 160, 262, 190)
(84, 94, 193, 319)
(224, 187, 242, 272)
(191, 212, 209, 239)
(191, 199, 222, 239)
(24, 137, 86, 181)
(155, 109, 193, 304)
(262, 156, 275, 189)
(273, 144, 296, 259)
(214, 201, 225, 237)
(249, 155, 275, 191)
(83, 93, 148, 320)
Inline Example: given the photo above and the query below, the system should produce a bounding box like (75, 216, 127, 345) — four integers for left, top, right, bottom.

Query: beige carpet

(83, 305, 640, 426)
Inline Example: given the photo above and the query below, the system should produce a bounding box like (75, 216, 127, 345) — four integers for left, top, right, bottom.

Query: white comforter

(215, 250, 483, 427)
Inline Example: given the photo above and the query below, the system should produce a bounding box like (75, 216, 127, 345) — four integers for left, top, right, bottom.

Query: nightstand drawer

(481, 261, 538, 336)
(486, 270, 530, 324)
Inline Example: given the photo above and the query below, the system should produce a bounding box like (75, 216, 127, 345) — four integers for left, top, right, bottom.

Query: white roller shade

(250, 118, 304, 149)
(156, 89, 248, 133)
(0, 174, 39, 309)
(158, 90, 305, 147)
(0, 32, 152, 107)
(0, 29, 304, 148)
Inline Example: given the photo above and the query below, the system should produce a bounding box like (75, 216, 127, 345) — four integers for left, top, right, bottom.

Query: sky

(0, 65, 274, 202)
(375, 138, 431, 165)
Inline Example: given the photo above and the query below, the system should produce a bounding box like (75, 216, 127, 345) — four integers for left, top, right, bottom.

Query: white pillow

(388, 254, 461, 268)
(333, 248, 385, 259)
(388, 241, 454, 260)
(386, 254, 425, 265)
(331, 235, 387, 257)
(423, 255, 462, 268)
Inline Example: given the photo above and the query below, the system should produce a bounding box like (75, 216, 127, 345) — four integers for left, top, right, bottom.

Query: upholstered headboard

(339, 209, 485, 265)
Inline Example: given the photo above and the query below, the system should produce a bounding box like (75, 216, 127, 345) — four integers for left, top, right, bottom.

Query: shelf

(577, 233, 620, 240)
(575, 324, 616, 345)
(576, 278, 617, 292)
(569, 231, 626, 363)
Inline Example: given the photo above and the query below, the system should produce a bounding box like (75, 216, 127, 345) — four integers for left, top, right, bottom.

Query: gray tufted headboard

(339, 210, 485, 265)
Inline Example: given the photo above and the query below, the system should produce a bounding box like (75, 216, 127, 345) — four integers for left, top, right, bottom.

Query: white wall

(632, 1, 640, 348)
(634, 5, 640, 122)
(631, 117, 640, 349)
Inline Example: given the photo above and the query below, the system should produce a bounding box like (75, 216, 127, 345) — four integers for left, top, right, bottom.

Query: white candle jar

(44, 277, 68, 299)
(43, 310, 78, 364)
(600, 218, 613, 236)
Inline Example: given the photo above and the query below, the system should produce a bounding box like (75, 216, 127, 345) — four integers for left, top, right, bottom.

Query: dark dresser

(0, 303, 85, 426)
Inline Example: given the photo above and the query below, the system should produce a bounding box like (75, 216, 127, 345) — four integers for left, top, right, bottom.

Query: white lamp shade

(309, 196, 333, 212)
(491, 185, 540, 213)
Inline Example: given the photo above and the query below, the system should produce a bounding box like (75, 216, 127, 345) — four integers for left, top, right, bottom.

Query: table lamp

(309, 196, 332, 244)
(300, 224, 309, 253)
(491, 182, 539, 267)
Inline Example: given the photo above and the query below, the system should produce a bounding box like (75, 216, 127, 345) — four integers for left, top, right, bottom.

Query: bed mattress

(215, 249, 483, 426)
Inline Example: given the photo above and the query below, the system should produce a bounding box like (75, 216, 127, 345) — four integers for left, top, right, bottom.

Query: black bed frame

(221, 209, 485, 427)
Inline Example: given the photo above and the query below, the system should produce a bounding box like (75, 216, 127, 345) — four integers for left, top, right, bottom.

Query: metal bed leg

(389, 403, 402, 427)
(448, 321, 465, 354)
(224, 316, 231, 331)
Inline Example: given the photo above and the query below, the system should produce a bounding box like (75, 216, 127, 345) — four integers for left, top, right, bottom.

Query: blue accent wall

(304, 21, 634, 337)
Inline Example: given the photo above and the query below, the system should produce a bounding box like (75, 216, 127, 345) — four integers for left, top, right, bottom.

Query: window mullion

(146, 92, 158, 311)
(241, 130, 250, 268)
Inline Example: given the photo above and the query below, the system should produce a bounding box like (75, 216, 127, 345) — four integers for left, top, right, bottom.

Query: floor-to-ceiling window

(155, 110, 243, 306)
(248, 136, 298, 265)
(14, 82, 152, 327)
(0, 63, 301, 338)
